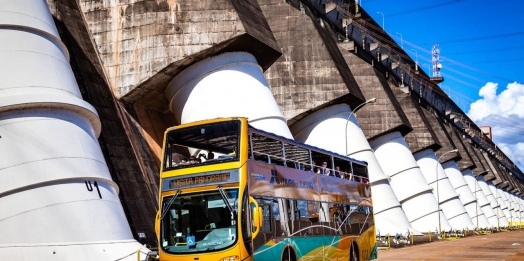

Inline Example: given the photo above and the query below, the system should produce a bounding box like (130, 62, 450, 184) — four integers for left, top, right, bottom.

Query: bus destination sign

(172, 173, 230, 188)
(162, 170, 239, 191)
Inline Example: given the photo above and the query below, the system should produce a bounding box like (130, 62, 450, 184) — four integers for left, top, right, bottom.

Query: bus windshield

(164, 120, 241, 170)
(160, 188, 239, 254)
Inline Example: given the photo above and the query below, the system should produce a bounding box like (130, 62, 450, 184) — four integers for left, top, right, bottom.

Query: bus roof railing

(248, 124, 368, 167)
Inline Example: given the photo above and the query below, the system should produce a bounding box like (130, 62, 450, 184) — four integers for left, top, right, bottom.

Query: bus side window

(272, 200, 280, 221)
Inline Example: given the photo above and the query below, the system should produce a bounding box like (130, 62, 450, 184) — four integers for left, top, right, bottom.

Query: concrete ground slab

(377, 230, 524, 260)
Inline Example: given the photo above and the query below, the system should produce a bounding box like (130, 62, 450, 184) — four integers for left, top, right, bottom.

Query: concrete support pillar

(290, 104, 416, 236)
(165, 52, 293, 138)
(414, 149, 474, 230)
(371, 132, 451, 232)
(442, 161, 490, 228)
(0, 0, 146, 259)
(487, 181, 510, 227)
(462, 170, 498, 228)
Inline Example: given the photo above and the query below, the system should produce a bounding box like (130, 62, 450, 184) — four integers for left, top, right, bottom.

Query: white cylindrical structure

(487, 181, 510, 227)
(492, 185, 512, 224)
(517, 195, 524, 226)
(370, 132, 451, 232)
(290, 104, 416, 236)
(0, 1, 146, 260)
(509, 193, 523, 226)
(442, 162, 490, 229)
(414, 149, 474, 230)
(462, 170, 498, 228)
(477, 176, 506, 227)
(502, 190, 519, 226)
(166, 52, 293, 138)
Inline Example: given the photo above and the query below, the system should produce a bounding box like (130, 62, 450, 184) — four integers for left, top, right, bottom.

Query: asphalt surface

(376, 229, 524, 260)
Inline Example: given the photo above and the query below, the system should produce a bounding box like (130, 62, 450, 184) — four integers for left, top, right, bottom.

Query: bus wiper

(217, 186, 235, 216)
(160, 190, 181, 219)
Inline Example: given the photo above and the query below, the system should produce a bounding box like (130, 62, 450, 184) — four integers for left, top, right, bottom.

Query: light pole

(345, 98, 377, 156)
(377, 12, 384, 30)
(411, 49, 419, 64)
(396, 32, 403, 49)
(474, 173, 486, 231)
(495, 181, 509, 229)
(436, 149, 458, 235)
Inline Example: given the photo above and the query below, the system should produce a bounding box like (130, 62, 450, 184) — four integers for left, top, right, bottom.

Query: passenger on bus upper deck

(311, 161, 317, 173)
(333, 166, 341, 178)
(298, 163, 304, 170)
(321, 162, 330, 175)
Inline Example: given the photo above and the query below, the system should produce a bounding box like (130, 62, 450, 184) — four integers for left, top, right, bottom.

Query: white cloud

(467, 82, 524, 169)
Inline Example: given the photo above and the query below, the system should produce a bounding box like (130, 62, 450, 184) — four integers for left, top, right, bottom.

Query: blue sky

(361, 0, 524, 170)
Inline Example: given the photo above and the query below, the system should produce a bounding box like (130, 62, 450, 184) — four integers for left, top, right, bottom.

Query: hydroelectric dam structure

(1, 0, 523, 260)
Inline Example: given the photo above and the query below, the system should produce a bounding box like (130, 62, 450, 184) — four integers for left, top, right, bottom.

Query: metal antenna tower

(432, 44, 442, 77)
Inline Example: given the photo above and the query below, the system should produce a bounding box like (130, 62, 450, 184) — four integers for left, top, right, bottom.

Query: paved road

(376, 229, 524, 260)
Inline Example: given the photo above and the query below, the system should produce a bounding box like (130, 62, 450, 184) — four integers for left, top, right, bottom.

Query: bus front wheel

(282, 247, 296, 261)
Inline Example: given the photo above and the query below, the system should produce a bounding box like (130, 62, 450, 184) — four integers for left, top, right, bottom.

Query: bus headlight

(219, 256, 238, 261)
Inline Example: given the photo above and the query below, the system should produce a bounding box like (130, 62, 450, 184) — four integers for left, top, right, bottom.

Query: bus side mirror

(249, 196, 262, 239)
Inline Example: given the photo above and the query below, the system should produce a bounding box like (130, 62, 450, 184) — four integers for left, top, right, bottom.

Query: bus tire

(282, 247, 296, 261)
(350, 242, 359, 261)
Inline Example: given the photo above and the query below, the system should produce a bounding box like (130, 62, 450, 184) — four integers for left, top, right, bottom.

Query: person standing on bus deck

(333, 166, 341, 178)
(321, 162, 330, 175)
(311, 161, 317, 173)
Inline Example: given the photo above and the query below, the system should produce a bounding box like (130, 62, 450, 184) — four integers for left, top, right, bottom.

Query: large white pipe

(165, 52, 292, 138)
(517, 195, 524, 225)
(370, 132, 452, 232)
(512, 193, 523, 226)
(462, 170, 498, 228)
(414, 149, 474, 230)
(493, 186, 512, 224)
(0, 1, 146, 259)
(290, 104, 416, 236)
(442, 161, 490, 228)
(477, 176, 506, 227)
(487, 181, 510, 227)
(502, 190, 519, 226)
(510, 193, 524, 225)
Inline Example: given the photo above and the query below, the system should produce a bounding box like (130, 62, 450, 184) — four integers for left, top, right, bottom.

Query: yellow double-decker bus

(156, 117, 377, 261)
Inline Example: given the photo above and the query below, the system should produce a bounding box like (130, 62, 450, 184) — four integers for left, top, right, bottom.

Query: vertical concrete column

(290, 104, 416, 236)
(477, 176, 505, 227)
(487, 181, 510, 227)
(414, 149, 474, 230)
(462, 170, 498, 228)
(165, 52, 292, 138)
(0, 0, 146, 259)
(370, 132, 451, 232)
(442, 161, 490, 228)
